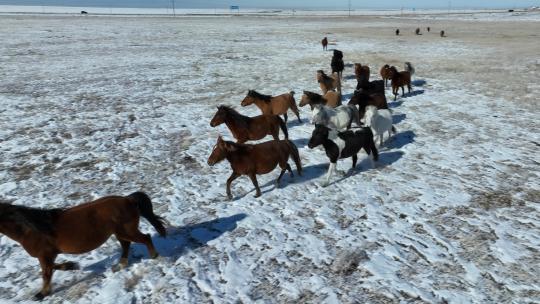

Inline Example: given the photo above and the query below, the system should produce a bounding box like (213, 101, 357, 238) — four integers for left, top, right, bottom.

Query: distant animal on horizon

(415, 28, 421, 35)
(363, 105, 396, 146)
(317, 70, 341, 94)
(210, 105, 288, 143)
(404, 62, 415, 77)
(207, 136, 302, 199)
(388, 66, 412, 100)
(308, 124, 378, 187)
(311, 104, 361, 131)
(322, 36, 328, 51)
(299, 90, 342, 110)
(396, 29, 400, 35)
(440, 30, 445, 37)
(348, 90, 388, 120)
(80, 11, 88, 15)
(0, 192, 167, 300)
(354, 63, 370, 82)
(241, 90, 301, 123)
(427, 26, 431, 32)
(380, 64, 392, 87)
(331, 49, 345, 79)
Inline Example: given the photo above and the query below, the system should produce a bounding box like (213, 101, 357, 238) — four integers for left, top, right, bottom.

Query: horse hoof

(254, 193, 261, 198)
(227, 194, 233, 200)
(111, 264, 124, 273)
(151, 253, 159, 259)
(33, 292, 46, 301)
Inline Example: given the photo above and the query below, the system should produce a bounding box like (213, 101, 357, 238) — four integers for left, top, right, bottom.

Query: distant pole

(171, 0, 176, 16)
(348, 0, 351, 16)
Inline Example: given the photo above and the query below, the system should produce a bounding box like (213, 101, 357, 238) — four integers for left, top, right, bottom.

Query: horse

(404, 62, 415, 76)
(207, 136, 302, 199)
(311, 104, 361, 131)
(322, 37, 328, 51)
(0, 192, 166, 300)
(415, 28, 421, 35)
(210, 105, 288, 143)
(440, 30, 445, 37)
(317, 70, 341, 94)
(331, 49, 344, 79)
(380, 64, 392, 87)
(427, 27, 431, 32)
(354, 63, 370, 82)
(348, 90, 388, 120)
(241, 90, 301, 123)
(396, 29, 400, 36)
(299, 90, 341, 110)
(363, 105, 396, 146)
(308, 124, 378, 187)
(356, 74, 385, 95)
(388, 66, 412, 100)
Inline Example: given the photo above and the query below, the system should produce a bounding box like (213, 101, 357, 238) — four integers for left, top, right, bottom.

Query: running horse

(241, 90, 301, 123)
(0, 192, 167, 300)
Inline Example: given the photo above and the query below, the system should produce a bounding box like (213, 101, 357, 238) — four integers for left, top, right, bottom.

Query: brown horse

(321, 36, 328, 51)
(299, 90, 341, 110)
(388, 66, 412, 100)
(440, 30, 445, 37)
(207, 136, 302, 199)
(317, 70, 341, 94)
(348, 90, 389, 120)
(0, 192, 166, 300)
(354, 63, 370, 82)
(240, 90, 301, 123)
(380, 64, 391, 87)
(210, 105, 288, 143)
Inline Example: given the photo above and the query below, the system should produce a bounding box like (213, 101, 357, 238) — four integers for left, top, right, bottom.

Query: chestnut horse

(354, 63, 370, 82)
(321, 37, 328, 51)
(317, 70, 341, 94)
(241, 90, 301, 123)
(0, 192, 166, 300)
(348, 90, 389, 120)
(207, 136, 302, 199)
(380, 64, 391, 87)
(299, 90, 341, 110)
(388, 66, 412, 100)
(210, 105, 288, 143)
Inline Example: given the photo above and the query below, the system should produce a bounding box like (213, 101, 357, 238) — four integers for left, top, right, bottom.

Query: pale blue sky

(0, 0, 537, 9)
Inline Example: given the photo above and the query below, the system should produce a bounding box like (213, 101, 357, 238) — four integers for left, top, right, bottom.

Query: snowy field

(0, 13, 539, 303)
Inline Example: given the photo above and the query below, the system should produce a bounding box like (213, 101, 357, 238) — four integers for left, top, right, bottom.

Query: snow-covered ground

(0, 14, 539, 303)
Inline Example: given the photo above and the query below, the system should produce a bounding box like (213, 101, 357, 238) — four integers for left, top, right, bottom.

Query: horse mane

(248, 90, 272, 102)
(304, 91, 324, 103)
(317, 70, 333, 82)
(0, 201, 64, 236)
(218, 105, 251, 127)
(223, 139, 252, 153)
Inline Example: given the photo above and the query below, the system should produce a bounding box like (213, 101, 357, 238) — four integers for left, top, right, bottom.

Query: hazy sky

(0, 0, 537, 9)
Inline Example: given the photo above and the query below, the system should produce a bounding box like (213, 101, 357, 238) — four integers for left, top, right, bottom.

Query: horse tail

(289, 91, 295, 97)
(285, 140, 302, 176)
(288, 92, 301, 115)
(128, 192, 167, 237)
(336, 73, 342, 95)
(391, 125, 397, 133)
(278, 116, 288, 139)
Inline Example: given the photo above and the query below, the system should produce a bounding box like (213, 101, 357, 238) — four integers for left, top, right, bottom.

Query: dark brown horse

(348, 90, 389, 120)
(380, 64, 391, 87)
(241, 90, 301, 123)
(321, 36, 328, 51)
(356, 74, 385, 95)
(354, 63, 370, 82)
(415, 28, 421, 35)
(210, 105, 288, 143)
(317, 70, 341, 94)
(0, 192, 166, 300)
(388, 66, 412, 100)
(396, 29, 400, 35)
(331, 49, 344, 79)
(440, 30, 445, 37)
(299, 90, 341, 110)
(207, 136, 302, 199)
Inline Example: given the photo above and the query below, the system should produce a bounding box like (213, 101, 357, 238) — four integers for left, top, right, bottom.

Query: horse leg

(112, 238, 131, 272)
(286, 163, 294, 177)
(408, 84, 412, 93)
(380, 134, 384, 147)
(283, 112, 288, 122)
(226, 172, 240, 200)
(53, 261, 79, 271)
(294, 109, 301, 123)
(323, 162, 336, 187)
(35, 255, 56, 300)
(401, 86, 405, 96)
(248, 173, 262, 197)
(117, 225, 158, 259)
(352, 154, 358, 169)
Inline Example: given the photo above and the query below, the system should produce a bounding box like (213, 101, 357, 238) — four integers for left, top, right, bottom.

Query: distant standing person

(440, 30, 445, 37)
(395, 29, 400, 36)
(427, 26, 430, 32)
(322, 37, 328, 51)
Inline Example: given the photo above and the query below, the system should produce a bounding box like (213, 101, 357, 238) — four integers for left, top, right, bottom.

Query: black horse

(331, 49, 344, 79)
(308, 124, 378, 186)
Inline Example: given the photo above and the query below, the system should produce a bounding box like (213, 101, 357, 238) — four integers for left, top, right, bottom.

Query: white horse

(311, 104, 360, 131)
(363, 105, 395, 146)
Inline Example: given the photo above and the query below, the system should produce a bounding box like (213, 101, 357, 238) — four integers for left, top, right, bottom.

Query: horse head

(308, 124, 330, 149)
(210, 106, 228, 127)
(208, 136, 233, 165)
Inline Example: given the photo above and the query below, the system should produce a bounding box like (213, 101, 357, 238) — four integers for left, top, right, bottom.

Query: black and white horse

(308, 124, 378, 186)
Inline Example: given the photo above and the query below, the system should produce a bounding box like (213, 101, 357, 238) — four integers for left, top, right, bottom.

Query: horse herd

(0, 39, 416, 301)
